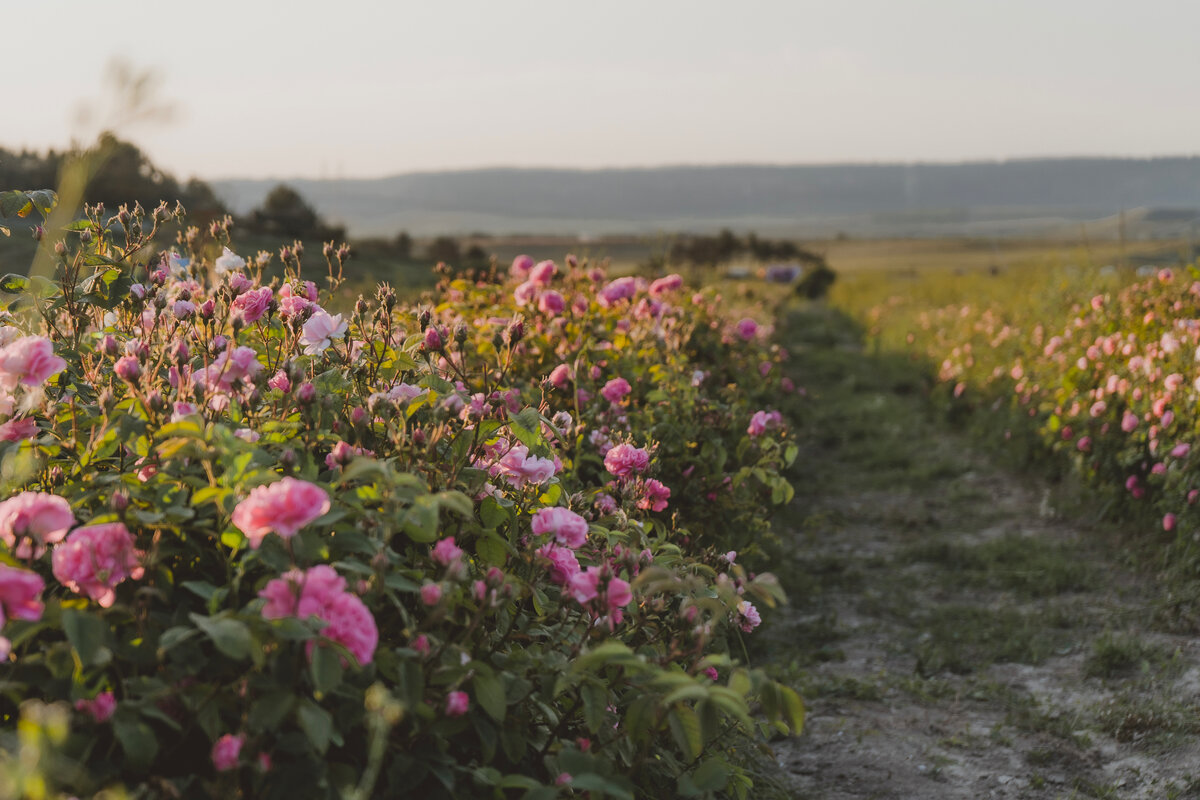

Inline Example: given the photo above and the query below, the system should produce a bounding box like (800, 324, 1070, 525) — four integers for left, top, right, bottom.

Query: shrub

(0, 198, 803, 799)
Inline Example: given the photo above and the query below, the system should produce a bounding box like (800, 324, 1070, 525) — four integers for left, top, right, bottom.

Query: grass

(900, 534, 1097, 598)
(1084, 631, 1177, 679)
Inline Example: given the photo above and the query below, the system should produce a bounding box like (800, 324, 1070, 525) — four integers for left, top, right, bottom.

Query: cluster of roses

(0, 203, 796, 796)
(879, 265, 1200, 538)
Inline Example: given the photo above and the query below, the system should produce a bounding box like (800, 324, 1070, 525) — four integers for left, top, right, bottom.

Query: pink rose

(114, 355, 141, 382)
(0, 491, 74, 559)
(51, 523, 143, 608)
(510, 255, 534, 280)
(446, 690, 470, 717)
(513, 281, 538, 307)
(548, 364, 572, 389)
(537, 543, 581, 584)
(420, 582, 443, 606)
(0, 564, 44, 627)
(736, 318, 759, 341)
(567, 569, 600, 604)
(0, 417, 37, 442)
(211, 733, 244, 772)
(75, 691, 116, 723)
(636, 479, 671, 512)
(1164, 513, 1177, 532)
(231, 478, 330, 548)
(497, 445, 556, 487)
(530, 260, 557, 286)
(259, 565, 377, 665)
(232, 286, 273, 324)
(538, 290, 565, 316)
(597, 277, 637, 307)
(0, 336, 66, 387)
(648, 274, 683, 297)
(431, 536, 465, 567)
(606, 576, 632, 613)
(735, 599, 761, 632)
(531, 507, 589, 549)
(600, 377, 631, 404)
(603, 443, 649, 478)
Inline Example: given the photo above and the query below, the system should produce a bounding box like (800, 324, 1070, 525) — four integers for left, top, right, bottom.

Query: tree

(394, 231, 413, 260)
(425, 236, 460, 264)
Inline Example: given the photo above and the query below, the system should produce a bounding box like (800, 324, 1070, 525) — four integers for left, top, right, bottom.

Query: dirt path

(762, 306, 1200, 800)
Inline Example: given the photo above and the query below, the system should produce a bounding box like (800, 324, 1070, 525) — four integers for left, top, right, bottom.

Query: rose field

(0, 192, 806, 799)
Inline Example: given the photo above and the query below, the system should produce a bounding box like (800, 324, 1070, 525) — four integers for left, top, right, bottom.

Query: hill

(210, 158, 1200, 238)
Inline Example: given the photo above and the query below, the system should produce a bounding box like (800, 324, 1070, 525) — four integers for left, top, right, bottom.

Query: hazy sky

(7, 0, 1200, 179)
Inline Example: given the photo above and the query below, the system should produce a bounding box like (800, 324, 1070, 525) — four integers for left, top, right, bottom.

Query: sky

(7, 0, 1200, 180)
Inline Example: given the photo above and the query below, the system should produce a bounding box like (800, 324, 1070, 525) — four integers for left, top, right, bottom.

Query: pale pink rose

(211, 733, 244, 772)
(0, 417, 37, 442)
(0, 491, 75, 558)
(75, 691, 116, 723)
(735, 599, 761, 632)
(317, 590, 379, 666)
(511, 255, 534, 280)
(497, 445, 556, 487)
(567, 569, 600, 604)
(300, 309, 348, 355)
(735, 318, 759, 340)
(172, 299, 195, 319)
(227, 272, 252, 294)
(537, 543, 581, 584)
(1121, 411, 1139, 433)
(276, 283, 314, 319)
(446, 691, 469, 717)
(231, 286, 273, 324)
(600, 377, 631, 404)
(268, 371, 290, 393)
(530, 260, 557, 286)
(538, 290, 565, 316)
(114, 355, 141, 382)
(603, 443, 649, 478)
(0, 336, 67, 387)
(1164, 513, 1178, 532)
(531, 507, 589, 549)
(231, 478, 330, 548)
(594, 493, 618, 515)
(0, 564, 44, 627)
(51, 523, 143, 608)
(513, 281, 538, 307)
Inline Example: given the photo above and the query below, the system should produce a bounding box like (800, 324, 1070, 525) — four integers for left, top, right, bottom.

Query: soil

(763, 307, 1200, 800)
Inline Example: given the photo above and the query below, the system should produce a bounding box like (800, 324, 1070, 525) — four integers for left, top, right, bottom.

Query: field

(5, 180, 1200, 799)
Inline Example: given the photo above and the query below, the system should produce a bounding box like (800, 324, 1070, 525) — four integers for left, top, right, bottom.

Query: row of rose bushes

(0, 195, 804, 799)
(848, 263, 1200, 541)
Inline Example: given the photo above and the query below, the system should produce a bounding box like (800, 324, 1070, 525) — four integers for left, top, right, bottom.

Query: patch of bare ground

(761, 306, 1200, 800)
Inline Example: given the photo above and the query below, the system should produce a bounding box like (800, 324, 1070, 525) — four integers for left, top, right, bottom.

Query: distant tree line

(0, 133, 228, 225)
(667, 228, 826, 267)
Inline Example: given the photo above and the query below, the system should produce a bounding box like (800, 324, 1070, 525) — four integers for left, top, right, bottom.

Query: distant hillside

(211, 159, 1200, 238)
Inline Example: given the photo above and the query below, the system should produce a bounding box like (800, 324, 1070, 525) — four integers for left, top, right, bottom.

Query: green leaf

(112, 713, 158, 772)
(479, 496, 510, 529)
(476, 532, 509, 566)
(188, 613, 252, 661)
(0, 274, 28, 294)
(779, 684, 806, 734)
(473, 670, 507, 722)
(403, 494, 440, 542)
(249, 691, 295, 732)
(310, 644, 344, 693)
(61, 609, 111, 667)
(580, 682, 608, 734)
(297, 699, 333, 754)
(567, 773, 634, 800)
(668, 706, 702, 761)
(691, 758, 729, 793)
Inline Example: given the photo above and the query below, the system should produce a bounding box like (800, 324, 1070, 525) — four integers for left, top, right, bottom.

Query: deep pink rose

(636, 479, 671, 512)
(530, 260, 557, 286)
(232, 286, 272, 324)
(600, 377, 631, 404)
(431, 536, 465, 567)
(538, 290, 565, 316)
(736, 318, 759, 340)
(259, 565, 377, 665)
(446, 690, 470, 717)
(537, 543, 581, 584)
(75, 691, 116, 723)
(231, 478, 330, 548)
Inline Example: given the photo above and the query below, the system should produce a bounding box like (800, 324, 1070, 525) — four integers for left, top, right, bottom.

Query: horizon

(8, 1, 1200, 181)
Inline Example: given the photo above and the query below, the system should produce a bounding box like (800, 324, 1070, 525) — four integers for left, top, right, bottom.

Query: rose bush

(0, 195, 803, 799)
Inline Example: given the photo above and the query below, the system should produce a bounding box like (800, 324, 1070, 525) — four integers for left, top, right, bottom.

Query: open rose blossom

(537, 543, 581, 584)
(531, 507, 589, 549)
(231, 286, 273, 324)
(600, 377, 631, 404)
(0, 417, 37, 442)
(0, 491, 75, 558)
(603, 443, 650, 479)
(232, 478, 330, 548)
(75, 691, 117, 723)
(446, 690, 470, 717)
(259, 564, 378, 665)
(0, 335, 67, 387)
(211, 733, 244, 772)
(300, 308, 349, 355)
(51, 523, 143, 608)
(0, 563, 45, 627)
